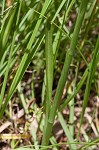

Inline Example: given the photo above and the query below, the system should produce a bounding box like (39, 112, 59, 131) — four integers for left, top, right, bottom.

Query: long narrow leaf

(78, 34, 99, 137)
(42, 0, 90, 146)
(58, 112, 77, 150)
(0, 0, 52, 118)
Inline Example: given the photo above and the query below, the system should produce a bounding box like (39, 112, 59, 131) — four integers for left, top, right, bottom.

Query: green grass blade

(52, 0, 67, 23)
(0, 3, 18, 52)
(45, 18, 53, 115)
(42, 0, 90, 146)
(58, 112, 77, 150)
(69, 62, 79, 137)
(0, 0, 22, 107)
(42, 18, 53, 144)
(0, 34, 44, 118)
(30, 123, 39, 150)
(0, 0, 51, 118)
(60, 67, 88, 111)
(78, 34, 99, 138)
(17, 82, 28, 115)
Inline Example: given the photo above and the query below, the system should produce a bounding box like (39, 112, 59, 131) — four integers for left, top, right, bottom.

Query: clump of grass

(0, 0, 99, 149)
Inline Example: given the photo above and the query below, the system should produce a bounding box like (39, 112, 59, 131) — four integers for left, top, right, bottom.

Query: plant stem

(42, 0, 89, 146)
